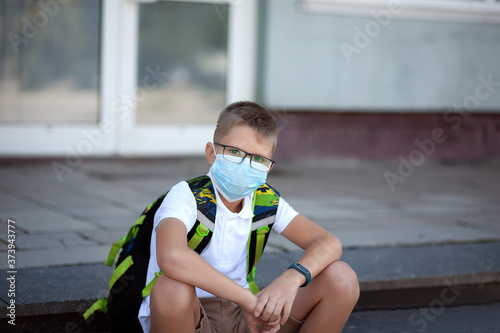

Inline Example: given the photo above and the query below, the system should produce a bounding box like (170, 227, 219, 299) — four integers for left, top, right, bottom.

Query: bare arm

(254, 214, 342, 324)
(155, 217, 256, 309)
(282, 214, 342, 279)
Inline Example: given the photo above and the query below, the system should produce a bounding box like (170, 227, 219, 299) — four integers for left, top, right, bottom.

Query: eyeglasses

(214, 142, 275, 172)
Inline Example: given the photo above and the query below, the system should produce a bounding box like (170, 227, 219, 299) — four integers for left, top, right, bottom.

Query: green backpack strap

(104, 199, 161, 267)
(141, 177, 279, 297)
(84, 255, 136, 319)
(141, 176, 217, 297)
(84, 193, 168, 321)
(83, 298, 107, 320)
(142, 271, 161, 297)
(247, 183, 280, 294)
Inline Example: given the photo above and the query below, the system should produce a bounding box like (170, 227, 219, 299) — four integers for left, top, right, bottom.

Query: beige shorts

(196, 297, 303, 333)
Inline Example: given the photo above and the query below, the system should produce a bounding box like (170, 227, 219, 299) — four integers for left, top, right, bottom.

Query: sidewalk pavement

(1, 157, 499, 268)
(0, 157, 499, 325)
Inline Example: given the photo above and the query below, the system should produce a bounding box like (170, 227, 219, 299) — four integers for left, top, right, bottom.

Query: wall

(259, 1, 500, 159)
(258, 0, 500, 111)
(272, 111, 500, 160)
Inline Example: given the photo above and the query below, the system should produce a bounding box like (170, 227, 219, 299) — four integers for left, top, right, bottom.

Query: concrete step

(1, 241, 499, 332)
(260, 241, 500, 310)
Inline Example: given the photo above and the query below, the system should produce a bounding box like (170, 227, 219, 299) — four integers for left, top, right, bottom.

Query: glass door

(0, 0, 117, 157)
(116, 0, 258, 156)
(136, 2, 227, 124)
(0, 0, 257, 158)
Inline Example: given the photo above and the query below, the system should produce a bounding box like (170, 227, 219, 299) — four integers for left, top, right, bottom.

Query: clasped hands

(241, 275, 300, 333)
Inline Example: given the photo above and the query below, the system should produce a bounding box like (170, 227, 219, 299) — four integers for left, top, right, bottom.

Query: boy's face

(206, 125, 275, 170)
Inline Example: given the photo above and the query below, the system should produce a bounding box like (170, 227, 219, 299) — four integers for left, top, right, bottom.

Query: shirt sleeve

(154, 181, 197, 232)
(272, 196, 299, 234)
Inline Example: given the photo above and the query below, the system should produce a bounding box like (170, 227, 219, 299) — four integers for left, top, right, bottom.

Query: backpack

(83, 175, 280, 332)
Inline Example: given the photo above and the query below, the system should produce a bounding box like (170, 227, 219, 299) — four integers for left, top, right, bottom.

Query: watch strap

(288, 262, 311, 287)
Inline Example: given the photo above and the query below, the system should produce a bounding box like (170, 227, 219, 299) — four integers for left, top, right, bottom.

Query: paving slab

(2, 211, 100, 234)
(0, 232, 98, 251)
(454, 215, 500, 233)
(78, 229, 131, 246)
(80, 210, 145, 230)
(334, 223, 498, 249)
(0, 245, 111, 270)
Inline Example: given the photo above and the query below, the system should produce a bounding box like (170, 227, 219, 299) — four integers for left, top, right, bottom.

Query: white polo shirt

(138, 173, 298, 332)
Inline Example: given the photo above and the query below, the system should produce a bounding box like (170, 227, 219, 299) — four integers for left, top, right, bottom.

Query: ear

(205, 142, 216, 166)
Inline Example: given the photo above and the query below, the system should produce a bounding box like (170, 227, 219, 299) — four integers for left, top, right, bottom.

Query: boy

(138, 101, 359, 333)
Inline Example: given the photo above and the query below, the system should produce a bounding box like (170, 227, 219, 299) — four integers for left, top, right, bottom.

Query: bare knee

(150, 273, 197, 318)
(320, 261, 359, 303)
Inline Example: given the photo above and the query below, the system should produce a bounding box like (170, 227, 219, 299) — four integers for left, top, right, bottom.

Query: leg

(290, 261, 359, 333)
(150, 273, 201, 333)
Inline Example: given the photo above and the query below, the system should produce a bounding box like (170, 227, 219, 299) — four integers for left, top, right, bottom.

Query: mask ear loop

(212, 143, 218, 157)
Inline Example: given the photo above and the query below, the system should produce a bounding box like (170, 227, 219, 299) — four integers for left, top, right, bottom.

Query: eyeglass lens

(222, 146, 271, 171)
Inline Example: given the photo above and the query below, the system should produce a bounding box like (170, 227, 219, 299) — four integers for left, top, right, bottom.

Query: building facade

(1, 0, 499, 160)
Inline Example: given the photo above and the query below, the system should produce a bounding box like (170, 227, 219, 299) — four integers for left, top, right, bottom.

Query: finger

(248, 325, 260, 333)
(271, 316, 281, 326)
(264, 317, 281, 329)
(281, 302, 292, 325)
(268, 323, 281, 333)
(254, 294, 269, 318)
(269, 300, 284, 323)
(247, 319, 260, 333)
(262, 324, 280, 333)
(261, 301, 277, 322)
(268, 310, 280, 324)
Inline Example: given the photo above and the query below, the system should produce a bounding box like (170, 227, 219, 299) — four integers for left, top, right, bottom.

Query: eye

(226, 147, 244, 157)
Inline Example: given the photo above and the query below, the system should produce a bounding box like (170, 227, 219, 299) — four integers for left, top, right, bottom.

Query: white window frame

(0, 0, 258, 157)
(0, 0, 117, 157)
(116, 0, 258, 156)
(299, 0, 500, 24)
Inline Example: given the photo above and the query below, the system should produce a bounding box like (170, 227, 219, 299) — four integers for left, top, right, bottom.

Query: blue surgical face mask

(210, 152, 267, 202)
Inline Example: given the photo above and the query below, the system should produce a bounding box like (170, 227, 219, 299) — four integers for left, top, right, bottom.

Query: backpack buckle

(256, 225, 270, 235)
(196, 224, 210, 237)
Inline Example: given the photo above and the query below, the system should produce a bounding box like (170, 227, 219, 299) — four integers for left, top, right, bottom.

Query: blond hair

(214, 101, 278, 150)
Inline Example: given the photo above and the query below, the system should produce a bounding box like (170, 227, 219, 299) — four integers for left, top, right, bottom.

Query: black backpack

(84, 175, 280, 332)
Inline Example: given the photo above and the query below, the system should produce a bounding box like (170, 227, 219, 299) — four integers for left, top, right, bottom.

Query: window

(136, 1, 228, 124)
(0, 0, 257, 156)
(0, 0, 101, 124)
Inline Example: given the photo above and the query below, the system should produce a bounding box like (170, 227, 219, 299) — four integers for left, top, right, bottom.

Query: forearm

(255, 217, 343, 325)
(254, 234, 341, 325)
(155, 218, 256, 310)
(159, 246, 255, 309)
(285, 233, 342, 286)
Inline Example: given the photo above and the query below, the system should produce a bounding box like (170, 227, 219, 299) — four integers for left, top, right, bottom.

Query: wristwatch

(288, 262, 311, 287)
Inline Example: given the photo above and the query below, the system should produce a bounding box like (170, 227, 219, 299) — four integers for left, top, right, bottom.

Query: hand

(240, 295, 261, 333)
(261, 317, 281, 333)
(241, 304, 281, 333)
(254, 269, 302, 325)
(240, 294, 281, 333)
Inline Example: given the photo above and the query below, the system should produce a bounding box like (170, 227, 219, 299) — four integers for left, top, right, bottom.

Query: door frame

(0, 0, 258, 157)
(116, 0, 258, 156)
(0, 0, 118, 157)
